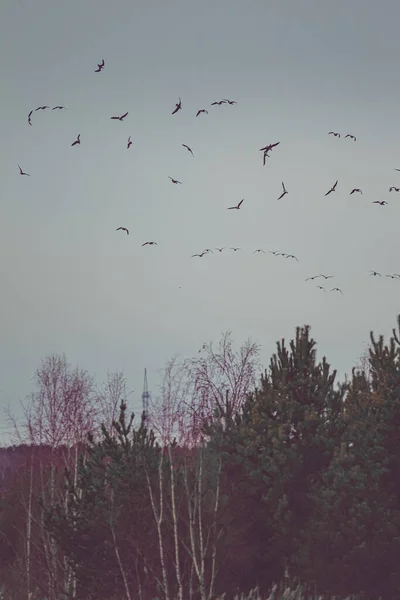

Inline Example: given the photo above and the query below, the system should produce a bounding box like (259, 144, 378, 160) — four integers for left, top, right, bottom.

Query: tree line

(1, 319, 400, 600)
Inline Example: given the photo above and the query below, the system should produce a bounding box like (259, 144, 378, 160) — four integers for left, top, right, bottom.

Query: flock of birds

(19, 59, 400, 296)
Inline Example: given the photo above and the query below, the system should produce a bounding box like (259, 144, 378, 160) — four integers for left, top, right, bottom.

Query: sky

(1, 0, 400, 444)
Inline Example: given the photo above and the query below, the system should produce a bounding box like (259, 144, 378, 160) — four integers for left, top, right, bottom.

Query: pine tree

(203, 325, 346, 596)
(304, 316, 400, 598)
(44, 403, 161, 599)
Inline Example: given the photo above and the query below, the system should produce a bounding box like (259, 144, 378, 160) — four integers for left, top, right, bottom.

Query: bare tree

(95, 370, 128, 439)
(148, 332, 261, 449)
(5, 354, 98, 600)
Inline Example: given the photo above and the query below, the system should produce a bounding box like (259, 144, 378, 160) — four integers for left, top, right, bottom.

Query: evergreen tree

(303, 316, 400, 599)
(203, 325, 346, 596)
(44, 403, 161, 599)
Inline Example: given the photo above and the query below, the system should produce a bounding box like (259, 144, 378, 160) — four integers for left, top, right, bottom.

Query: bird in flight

(389, 187, 400, 192)
(95, 59, 105, 72)
(230, 247, 241, 252)
(373, 200, 388, 206)
(395, 169, 400, 172)
(370, 270, 381, 276)
(18, 165, 30, 176)
(345, 134, 356, 141)
(215, 247, 226, 252)
(260, 142, 280, 153)
(305, 275, 321, 281)
(319, 274, 334, 280)
(201, 249, 213, 254)
(172, 97, 182, 115)
(221, 99, 237, 105)
(269, 250, 283, 256)
(116, 227, 129, 235)
(169, 177, 182, 184)
(277, 182, 288, 200)
(285, 254, 299, 262)
(127, 136, 132, 149)
(328, 131, 340, 138)
(196, 109, 208, 117)
(228, 199, 244, 210)
(253, 249, 265, 254)
(386, 274, 400, 279)
(260, 142, 280, 166)
(317, 285, 325, 291)
(182, 144, 194, 157)
(71, 134, 81, 147)
(142, 241, 157, 246)
(325, 181, 338, 196)
(211, 100, 227, 106)
(35, 106, 49, 111)
(52, 106, 67, 110)
(331, 287, 343, 294)
(350, 188, 362, 195)
(28, 110, 33, 126)
(111, 112, 128, 121)
(192, 251, 209, 258)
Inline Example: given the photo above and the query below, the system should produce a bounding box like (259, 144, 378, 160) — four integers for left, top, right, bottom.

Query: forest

(1, 318, 400, 600)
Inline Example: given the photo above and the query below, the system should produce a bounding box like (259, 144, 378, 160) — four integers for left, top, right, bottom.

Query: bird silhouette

(269, 250, 282, 256)
(169, 177, 182, 184)
(317, 285, 325, 291)
(28, 110, 33, 126)
(35, 106, 49, 111)
(52, 106, 66, 110)
(192, 251, 208, 258)
(328, 131, 340, 138)
(211, 100, 227, 106)
(277, 182, 288, 200)
(182, 144, 194, 157)
(389, 187, 400, 192)
(345, 134, 356, 141)
(373, 201, 388, 206)
(111, 112, 128, 121)
(253, 249, 265, 254)
(215, 247, 226, 252)
(331, 288, 343, 294)
(71, 134, 81, 147)
(284, 254, 299, 262)
(386, 274, 400, 279)
(201, 249, 213, 254)
(227, 199, 244, 210)
(231, 247, 241, 251)
(18, 165, 30, 176)
(370, 270, 381, 276)
(142, 241, 157, 246)
(325, 181, 338, 196)
(305, 275, 321, 281)
(172, 97, 182, 115)
(127, 136, 132, 149)
(221, 99, 237, 104)
(95, 59, 105, 72)
(319, 274, 334, 279)
(260, 142, 280, 153)
(350, 188, 362, 195)
(196, 109, 208, 117)
(116, 227, 129, 235)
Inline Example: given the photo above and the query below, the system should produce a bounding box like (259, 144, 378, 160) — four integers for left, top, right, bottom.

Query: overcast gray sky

(1, 0, 400, 442)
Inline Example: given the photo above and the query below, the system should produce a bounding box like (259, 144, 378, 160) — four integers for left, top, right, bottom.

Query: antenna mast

(141, 368, 150, 423)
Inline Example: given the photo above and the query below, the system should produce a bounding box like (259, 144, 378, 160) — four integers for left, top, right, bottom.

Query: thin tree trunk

(26, 449, 34, 600)
(145, 448, 170, 600)
(168, 445, 183, 600)
(109, 489, 132, 600)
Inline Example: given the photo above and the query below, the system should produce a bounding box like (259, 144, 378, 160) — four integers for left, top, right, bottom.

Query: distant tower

(141, 368, 150, 424)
